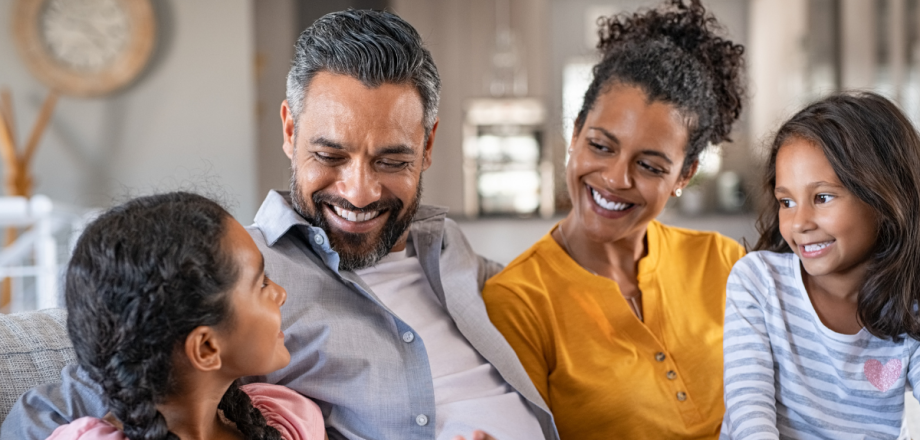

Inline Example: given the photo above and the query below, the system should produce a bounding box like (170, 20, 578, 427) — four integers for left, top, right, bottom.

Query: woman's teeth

(333, 205, 381, 222)
(592, 188, 632, 211)
(804, 241, 833, 252)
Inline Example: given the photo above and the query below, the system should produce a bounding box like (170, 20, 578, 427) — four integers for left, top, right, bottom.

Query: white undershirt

(356, 249, 544, 440)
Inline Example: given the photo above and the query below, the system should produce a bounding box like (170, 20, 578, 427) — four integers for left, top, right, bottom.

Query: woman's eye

(778, 198, 796, 208)
(588, 141, 611, 153)
(262, 275, 271, 289)
(815, 194, 835, 204)
(638, 161, 664, 175)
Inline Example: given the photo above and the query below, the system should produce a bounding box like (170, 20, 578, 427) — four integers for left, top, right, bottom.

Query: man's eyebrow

(588, 126, 673, 164)
(378, 145, 416, 156)
(310, 136, 345, 150)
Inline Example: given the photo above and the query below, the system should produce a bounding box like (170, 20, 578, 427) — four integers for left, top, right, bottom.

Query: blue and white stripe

(720, 251, 920, 439)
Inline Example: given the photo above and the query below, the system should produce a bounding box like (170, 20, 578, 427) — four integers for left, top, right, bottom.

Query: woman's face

(218, 218, 290, 377)
(567, 84, 693, 243)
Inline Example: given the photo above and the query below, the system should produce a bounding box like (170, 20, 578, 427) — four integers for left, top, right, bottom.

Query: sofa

(0, 308, 75, 421)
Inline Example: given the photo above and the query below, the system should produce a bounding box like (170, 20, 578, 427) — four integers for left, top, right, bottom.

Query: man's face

(281, 72, 436, 271)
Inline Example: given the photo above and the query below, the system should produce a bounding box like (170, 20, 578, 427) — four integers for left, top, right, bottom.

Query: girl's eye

(262, 275, 271, 289)
(778, 198, 796, 208)
(815, 194, 835, 204)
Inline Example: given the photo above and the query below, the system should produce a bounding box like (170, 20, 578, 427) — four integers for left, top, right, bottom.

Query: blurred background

(0, 0, 917, 311)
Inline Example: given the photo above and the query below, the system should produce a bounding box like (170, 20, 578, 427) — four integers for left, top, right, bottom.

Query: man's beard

(290, 170, 422, 272)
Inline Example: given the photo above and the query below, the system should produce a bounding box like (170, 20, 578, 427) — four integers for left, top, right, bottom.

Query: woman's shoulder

(651, 221, 746, 267)
(487, 232, 564, 284)
(46, 417, 125, 440)
(241, 383, 325, 440)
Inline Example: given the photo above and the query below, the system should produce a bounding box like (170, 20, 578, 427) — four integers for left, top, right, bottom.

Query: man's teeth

(804, 241, 833, 252)
(332, 205, 381, 222)
(592, 188, 632, 211)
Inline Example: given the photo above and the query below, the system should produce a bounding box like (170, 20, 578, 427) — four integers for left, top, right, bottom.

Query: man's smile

(332, 205, 383, 222)
(323, 203, 390, 234)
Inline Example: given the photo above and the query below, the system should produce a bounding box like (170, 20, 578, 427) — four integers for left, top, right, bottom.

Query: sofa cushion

(0, 308, 75, 421)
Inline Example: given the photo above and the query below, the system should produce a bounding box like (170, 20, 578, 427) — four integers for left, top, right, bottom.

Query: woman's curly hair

(65, 192, 282, 440)
(575, 0, 746, 175)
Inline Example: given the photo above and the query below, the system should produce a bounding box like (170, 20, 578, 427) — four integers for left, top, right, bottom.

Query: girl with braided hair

(46, 192, 325, 440)
(483, 0, 746, 438)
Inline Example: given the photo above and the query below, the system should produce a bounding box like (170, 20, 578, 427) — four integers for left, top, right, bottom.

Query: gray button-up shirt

(1, 191, 557, 440)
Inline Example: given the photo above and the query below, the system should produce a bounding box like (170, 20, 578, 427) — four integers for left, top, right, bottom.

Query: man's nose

(337, 160, 382, 208)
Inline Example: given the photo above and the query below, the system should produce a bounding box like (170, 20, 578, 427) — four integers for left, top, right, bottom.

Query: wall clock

(12, 0, 157, 97)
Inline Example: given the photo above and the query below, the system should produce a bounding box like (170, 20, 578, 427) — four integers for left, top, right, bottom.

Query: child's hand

(451, 430, 498, 440)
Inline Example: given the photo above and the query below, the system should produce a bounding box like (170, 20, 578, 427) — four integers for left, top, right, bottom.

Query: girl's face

(567, 84, 693, 243)
(775, 138, 878, 279)
(218, 219, 290, 377)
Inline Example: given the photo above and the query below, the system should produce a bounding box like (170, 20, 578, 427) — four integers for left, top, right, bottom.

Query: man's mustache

(312, 192, 403, 214)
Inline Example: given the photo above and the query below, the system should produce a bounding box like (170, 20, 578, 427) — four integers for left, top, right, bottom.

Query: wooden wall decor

(12, 0, 157, 97)
(0, 89, 57, 311)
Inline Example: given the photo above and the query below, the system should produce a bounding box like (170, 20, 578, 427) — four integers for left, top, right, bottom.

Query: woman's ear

(183, 326, 222, 372)
(676, 160, 699, 191)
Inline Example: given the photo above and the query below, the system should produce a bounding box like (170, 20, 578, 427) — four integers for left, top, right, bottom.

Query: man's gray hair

(286, 9, 441, 136)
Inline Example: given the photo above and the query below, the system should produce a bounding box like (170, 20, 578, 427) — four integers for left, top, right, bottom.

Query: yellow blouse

(483, 220, 745, 440)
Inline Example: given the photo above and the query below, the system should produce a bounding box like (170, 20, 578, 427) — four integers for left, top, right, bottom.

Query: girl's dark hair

(576, 0, 745, 175)
(754, 92, 920, 339)
(65, 192, 282, 440)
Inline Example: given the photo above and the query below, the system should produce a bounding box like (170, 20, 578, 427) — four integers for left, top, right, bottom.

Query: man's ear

(422, 118, 438, 171)
(675, 160, 699, 194)
(183, 326, 222, 373)
(281, 100, 296, 161)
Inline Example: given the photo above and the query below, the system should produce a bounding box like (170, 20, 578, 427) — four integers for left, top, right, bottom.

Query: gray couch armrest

(0, 308, 75, 420)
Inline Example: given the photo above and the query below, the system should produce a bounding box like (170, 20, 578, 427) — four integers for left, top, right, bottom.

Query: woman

(482, 1, 746, 439)
(47, 192, 325, 440)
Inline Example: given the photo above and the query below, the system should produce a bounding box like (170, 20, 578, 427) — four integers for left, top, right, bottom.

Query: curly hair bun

(580, 0, 746, 173)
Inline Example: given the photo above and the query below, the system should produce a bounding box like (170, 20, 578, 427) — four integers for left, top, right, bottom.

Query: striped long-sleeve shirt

(721, 251, 920, 439)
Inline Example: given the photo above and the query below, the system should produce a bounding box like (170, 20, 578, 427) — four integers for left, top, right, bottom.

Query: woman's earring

(675, 188, 682, 198)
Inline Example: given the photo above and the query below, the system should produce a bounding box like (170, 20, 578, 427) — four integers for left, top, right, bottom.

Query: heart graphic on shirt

(864, 359, 902, 392)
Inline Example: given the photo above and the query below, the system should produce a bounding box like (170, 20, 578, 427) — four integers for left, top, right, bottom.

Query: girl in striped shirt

(722, 92, 920, 439)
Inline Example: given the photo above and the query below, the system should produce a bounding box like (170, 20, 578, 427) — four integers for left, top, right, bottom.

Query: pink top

(46, 383, 324, 440)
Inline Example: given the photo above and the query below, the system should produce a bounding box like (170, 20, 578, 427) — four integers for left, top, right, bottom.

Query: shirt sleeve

(241, 383, 325, 440)
(0, 364, 109, 440)
(482, 281, 552, 406)
(722, 256, 780, 439)
(45, 417, 125, 440)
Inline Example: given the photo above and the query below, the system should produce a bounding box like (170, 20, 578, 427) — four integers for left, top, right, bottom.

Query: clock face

(12, 0, 157, 97)
(41, 0, 131, 71)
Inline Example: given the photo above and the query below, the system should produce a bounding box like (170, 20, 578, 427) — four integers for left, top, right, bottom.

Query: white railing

(0, 195, 89, 313)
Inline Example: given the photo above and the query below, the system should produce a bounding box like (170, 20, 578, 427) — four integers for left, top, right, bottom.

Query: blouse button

(676, 391, 687, 401)
(667, 371, 677, 380)
(655, 352, 666, 362)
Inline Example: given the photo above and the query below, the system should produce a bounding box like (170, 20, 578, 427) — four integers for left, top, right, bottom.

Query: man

(1, 10, 557, 440)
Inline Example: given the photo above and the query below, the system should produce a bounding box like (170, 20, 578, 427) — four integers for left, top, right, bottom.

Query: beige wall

(0, 0, 258, 220)
(391, 0, 552, 215)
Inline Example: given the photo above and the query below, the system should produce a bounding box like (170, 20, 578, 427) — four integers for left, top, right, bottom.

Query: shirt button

(655, 352, 666, 362)
(667, 371, 677, 380)
(416, 414, 429, 426)
(402, 331, 415, 343)
(313, 234, 324, 245)
(677, 391, 687, 401)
